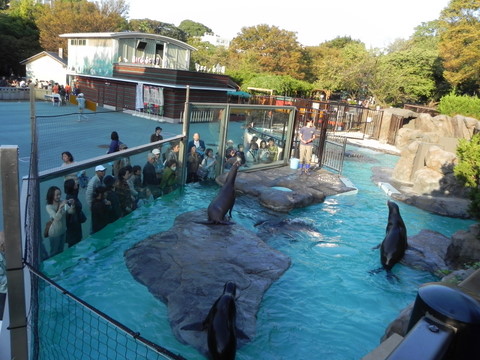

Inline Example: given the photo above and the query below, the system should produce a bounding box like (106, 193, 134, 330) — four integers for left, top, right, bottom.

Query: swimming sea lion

(371, 200, 408, 280)
(206, 161, 240, 224)
(182, 281, 245, 360)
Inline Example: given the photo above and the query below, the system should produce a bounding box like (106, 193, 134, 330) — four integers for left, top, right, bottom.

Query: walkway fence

(251, 95, 384, 141)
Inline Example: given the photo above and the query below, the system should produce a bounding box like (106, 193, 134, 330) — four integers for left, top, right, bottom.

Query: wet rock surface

(124, 209, 291, 357)
(216, 166, 351, 212)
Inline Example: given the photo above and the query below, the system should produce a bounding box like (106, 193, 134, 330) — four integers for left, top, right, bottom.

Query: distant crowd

(42, 124, 284, 261)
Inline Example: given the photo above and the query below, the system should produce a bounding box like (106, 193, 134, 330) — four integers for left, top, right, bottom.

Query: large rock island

(124, 209, 291, 358)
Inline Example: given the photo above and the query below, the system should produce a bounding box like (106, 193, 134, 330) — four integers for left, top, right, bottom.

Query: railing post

(0, 146, 29, 360)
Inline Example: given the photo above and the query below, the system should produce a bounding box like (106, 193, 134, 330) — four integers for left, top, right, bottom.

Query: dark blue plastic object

(387, 316, 454, 360)
(406, 283, 480, 360)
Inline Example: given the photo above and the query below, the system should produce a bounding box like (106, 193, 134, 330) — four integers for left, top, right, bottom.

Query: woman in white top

(45, 186, 74, 258)
(200, 148, 217, 180)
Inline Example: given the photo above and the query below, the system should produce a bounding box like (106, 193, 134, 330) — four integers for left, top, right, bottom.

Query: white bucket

(289, 158, 300, 169)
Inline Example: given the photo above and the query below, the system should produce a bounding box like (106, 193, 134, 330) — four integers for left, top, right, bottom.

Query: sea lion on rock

(371, 200, 408, 280)
(206, 161, 240, 224)
(182, 281, 246, 360)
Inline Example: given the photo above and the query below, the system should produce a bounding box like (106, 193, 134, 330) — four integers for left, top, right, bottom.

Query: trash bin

(289, 158, 300, 169)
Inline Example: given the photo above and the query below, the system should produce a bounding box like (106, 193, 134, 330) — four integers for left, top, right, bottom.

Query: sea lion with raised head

(371, 200, 408, 280)
(206, 161, 240, 224)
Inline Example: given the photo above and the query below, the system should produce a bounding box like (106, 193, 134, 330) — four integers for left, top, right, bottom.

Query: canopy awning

(227, 90, 251, 98)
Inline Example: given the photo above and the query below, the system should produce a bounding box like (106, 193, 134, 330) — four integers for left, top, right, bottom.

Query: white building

(19, 50, 67, 86)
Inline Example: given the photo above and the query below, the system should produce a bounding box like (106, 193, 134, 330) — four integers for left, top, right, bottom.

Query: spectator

(129, 165, 143, 195)
(143, 153, 161, 198)
(152, 148, 164, 178)
(266, 138, 279, 162)
(160, 159, 178, 195)
(103, 175, 122, 223)
(187, 133, 206, 158)
(115, 166, 135, 216)
(91, 186, 111, 234)
(113, 143, 130, 176)
(61, 151, 79, 183)
(187, 145, 202, 183)
(200, 148, 217, 180)
(45, 186, 72, 258)
(64, 178, 85, 247)
(246, 142, 259, 164)
(85, 165, 106, 209)
(258, 140, 269, 163)
(164, 142, 180, 164)
(150, 126, 163, 143)
(107, 131, 120, 154)
(236, 144, 246, 165)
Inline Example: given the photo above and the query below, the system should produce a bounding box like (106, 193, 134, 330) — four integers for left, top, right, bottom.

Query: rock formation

(124, 209, 291, 358)
(216, 166, 349, 212)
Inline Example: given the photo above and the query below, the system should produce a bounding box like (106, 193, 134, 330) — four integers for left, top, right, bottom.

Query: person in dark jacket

(64, 178, 85, 247)
(143, 153, 161, 198)
(91, 186, 111, 234)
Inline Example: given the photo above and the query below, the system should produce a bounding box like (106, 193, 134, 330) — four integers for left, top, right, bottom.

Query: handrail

(37, 134, 184, 182)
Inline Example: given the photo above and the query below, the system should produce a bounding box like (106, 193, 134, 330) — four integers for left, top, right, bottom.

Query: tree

(128, 19, 187, 41)
(307, 37, 374, 100)
(35, 0, 129, 53)
(178, 19, 211, 38)
(188, 37, 228, 72)
(454, 133, 480, 219)
(370, 46, 437, 106)
(227, 24, 307, 80)
(0, 0, 41, 76)
(438, 0, 480, 94)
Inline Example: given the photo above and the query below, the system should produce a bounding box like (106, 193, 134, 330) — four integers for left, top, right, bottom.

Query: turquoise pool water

(42, 145, 474, 360)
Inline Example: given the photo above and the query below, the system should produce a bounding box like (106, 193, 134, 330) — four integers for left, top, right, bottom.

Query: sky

(127, 0, 452, 49)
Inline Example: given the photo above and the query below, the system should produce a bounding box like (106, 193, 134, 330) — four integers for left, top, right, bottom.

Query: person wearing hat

(151, 148, 164, 177)
(85, 165, 106, 209)
(77, 93, 86, 121)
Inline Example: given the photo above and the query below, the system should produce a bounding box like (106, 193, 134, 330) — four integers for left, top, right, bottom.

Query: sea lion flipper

(371, 243, 381, 250)
(236, 328, 250, 341)
(181, 321, 206, 331)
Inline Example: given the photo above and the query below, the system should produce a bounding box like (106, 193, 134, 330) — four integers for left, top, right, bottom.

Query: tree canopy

(178, 19, 211, 38)
(438, 0, 480, 94)
(228, 24, 307, 80)
(35, 0, 129, 53)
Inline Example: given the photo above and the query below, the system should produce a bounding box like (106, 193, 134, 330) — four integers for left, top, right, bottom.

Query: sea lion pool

(41, 145, 474, 360)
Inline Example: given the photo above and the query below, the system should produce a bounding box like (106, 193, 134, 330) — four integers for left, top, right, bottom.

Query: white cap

(95, 165, 106, 171)
(152, 149, 160, 155)
(78, 93, 84, 97)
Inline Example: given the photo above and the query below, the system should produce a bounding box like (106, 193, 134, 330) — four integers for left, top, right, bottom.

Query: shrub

(438, 93, 480, 119)
(454, 134, 480, 219)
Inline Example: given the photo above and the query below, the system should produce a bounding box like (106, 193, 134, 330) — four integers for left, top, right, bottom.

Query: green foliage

(0, 10, 41, 76)
(454, 133, 480, 219)
(128, 19, 186, 41)
(178, 20, 211, 38)
(438, 0, 480, 94)
(240, 73, 313, 97)
(228, 24, 307, 80)
(438, 92, 480, 118)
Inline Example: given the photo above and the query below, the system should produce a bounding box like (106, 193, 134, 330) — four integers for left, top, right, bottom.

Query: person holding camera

(45, 186, 75, 259)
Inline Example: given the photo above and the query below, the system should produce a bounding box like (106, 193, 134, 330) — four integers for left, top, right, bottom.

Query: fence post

(0, 146, 29, 360)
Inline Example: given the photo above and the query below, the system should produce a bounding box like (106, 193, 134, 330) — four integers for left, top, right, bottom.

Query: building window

(70, 39, 86, 46)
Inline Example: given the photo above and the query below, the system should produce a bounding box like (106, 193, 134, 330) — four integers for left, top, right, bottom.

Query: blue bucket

(290, 158, 300, 169)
